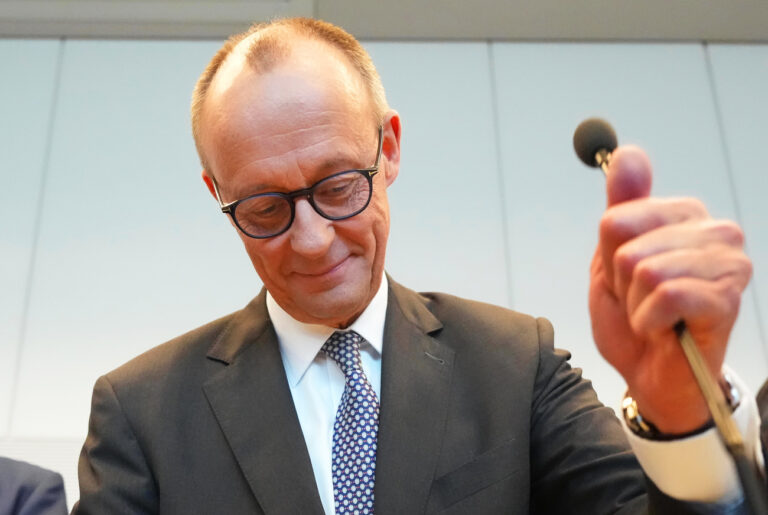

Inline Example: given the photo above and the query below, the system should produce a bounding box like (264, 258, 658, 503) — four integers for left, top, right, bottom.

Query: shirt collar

(267, 274, 388, 387)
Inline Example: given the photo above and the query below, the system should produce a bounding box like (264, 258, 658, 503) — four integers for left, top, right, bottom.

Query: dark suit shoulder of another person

(0, 457, 67, 515)
(757, 380, 768, 466)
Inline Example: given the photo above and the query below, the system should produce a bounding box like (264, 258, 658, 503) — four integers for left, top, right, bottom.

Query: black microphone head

(573, 117, 618, 167)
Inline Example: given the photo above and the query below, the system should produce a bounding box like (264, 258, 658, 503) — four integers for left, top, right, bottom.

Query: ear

(202, 169, 218, 200)
(381, 110, 401, 187)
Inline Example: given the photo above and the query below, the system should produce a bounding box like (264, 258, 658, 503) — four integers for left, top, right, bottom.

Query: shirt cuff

(620, 370, 763, 503)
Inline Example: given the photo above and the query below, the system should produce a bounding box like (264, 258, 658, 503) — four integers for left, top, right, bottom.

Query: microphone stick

(573, 117, 768, 514)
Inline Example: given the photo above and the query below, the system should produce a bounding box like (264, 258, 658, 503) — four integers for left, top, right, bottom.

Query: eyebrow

(228, 155, 369, 200)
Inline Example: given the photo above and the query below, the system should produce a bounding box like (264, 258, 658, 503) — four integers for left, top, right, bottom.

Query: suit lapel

(203, 291, 324, 514)
(374, 279, 455, 513)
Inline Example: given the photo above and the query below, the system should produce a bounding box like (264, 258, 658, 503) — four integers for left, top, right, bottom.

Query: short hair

(190, 17, 389, 169)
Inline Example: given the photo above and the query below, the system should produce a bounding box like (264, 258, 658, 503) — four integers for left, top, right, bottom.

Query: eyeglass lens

(233, 170, 372, 238)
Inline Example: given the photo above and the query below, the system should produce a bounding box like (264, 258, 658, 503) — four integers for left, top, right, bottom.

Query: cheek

(371, 192, 391, 236)
(361, 194, 391, 261)
(240, 237, 287, 285)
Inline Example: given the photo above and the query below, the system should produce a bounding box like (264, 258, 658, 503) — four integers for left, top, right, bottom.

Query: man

(74, 18, 759, 514)
(0, 457, 68, 515)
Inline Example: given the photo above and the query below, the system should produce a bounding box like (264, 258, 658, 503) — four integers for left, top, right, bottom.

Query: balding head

(192, 20, 401, 328)
(191, 18, 389, 171)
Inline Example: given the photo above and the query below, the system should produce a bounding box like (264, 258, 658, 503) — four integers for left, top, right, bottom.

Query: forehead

(201, 36, 374, 186)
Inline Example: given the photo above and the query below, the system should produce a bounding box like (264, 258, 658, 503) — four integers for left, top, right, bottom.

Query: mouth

(293, 256, 350, 279)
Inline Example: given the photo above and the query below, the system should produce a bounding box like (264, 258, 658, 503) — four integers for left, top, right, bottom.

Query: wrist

(622, 372, 740, 439)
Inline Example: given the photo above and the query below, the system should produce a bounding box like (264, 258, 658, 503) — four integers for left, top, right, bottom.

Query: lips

(288, 257, 352, 294)
(293, 256, 349, 278)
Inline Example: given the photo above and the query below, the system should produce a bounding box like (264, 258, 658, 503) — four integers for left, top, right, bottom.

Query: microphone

(573, 118, 768, 514)
(573, 117, 617, 175)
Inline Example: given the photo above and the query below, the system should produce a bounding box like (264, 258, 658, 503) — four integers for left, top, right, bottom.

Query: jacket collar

(203, 278, 455, 514)
(374, 279, 455, 513)
(203, 289, 325, 514)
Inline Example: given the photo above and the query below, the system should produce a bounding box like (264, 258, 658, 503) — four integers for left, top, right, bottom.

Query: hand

(589, 145, 752, 434)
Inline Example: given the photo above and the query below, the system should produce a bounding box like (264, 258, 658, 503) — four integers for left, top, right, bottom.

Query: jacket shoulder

(425, 291, 541, 328)
(402, 283, 550, 348)
(106, 312, 230, 382)
(0, 457, 66, 514)
(0, 456, 64, 488)
(103, 293, 266, 390)
(386, 280, 554, 376)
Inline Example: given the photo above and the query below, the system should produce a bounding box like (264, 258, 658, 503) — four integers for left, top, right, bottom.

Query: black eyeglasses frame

(211, 125, 383, 239)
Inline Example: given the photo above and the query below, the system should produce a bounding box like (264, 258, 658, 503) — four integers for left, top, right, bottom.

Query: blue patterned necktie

(322, 330, 379, 515)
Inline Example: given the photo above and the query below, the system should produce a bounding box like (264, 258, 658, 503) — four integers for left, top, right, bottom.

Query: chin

(301, 290, 368, 326)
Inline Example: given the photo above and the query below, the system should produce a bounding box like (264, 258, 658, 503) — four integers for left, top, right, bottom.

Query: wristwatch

(622, 372, 741, 441)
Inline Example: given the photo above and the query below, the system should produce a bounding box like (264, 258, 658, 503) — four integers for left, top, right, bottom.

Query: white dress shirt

(622, 369, 762, 503)
(267, 275, 388, 515)
(267, 275, 755, 513)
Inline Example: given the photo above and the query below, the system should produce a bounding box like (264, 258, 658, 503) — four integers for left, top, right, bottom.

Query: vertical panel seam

(7, 38, 66, 436)
(702, 42, 768, 364)
(487, 41, 514, 308)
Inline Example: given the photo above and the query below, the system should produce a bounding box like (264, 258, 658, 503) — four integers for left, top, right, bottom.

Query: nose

(288, 198, 334, 258)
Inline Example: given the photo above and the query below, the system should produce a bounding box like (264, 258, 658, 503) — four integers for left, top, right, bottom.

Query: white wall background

(1, 38, 766, 509)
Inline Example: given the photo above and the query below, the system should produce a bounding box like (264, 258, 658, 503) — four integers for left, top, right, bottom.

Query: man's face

(199, 39, 400, 328)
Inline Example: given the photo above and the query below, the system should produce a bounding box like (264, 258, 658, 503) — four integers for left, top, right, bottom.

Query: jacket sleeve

(3, 459, 68, 515)
(72, 375, 158, 514)
(528, 317, 749, 515)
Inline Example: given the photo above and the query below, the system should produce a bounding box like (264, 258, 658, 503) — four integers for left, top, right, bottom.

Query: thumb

(606, 145, 653, 207)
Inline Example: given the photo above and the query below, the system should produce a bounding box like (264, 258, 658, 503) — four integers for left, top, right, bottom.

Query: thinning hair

(190, 17, 389, 170)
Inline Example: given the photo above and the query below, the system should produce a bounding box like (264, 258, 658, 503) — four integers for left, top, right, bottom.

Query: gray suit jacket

(73, 279, 728, 514)
(0, 457, 67, 515)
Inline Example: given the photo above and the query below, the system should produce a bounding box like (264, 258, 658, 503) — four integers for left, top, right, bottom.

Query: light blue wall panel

(708, 44, 768, 359)
(12, 40, 261, 437)
(365, 42, 509, 307)
(492, 42, 768, 405)
(0, 39, 60, 435)
(9, 39, 767, 458)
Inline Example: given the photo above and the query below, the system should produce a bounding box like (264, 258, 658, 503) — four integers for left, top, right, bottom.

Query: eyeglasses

(212, 126, 383, 239)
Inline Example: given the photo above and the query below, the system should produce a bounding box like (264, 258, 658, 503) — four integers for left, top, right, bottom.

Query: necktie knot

(322, 331, 364, 376)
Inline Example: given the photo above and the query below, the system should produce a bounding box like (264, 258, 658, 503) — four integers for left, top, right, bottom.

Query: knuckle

(686, 197, 708, 217)
(732, 252, 753, 285)
(599, 213, 617, 240)
(711, 220, 745, 247)
(720, 282, 743, 313)
(632, 259, 661, 290)
(600, 210, 633, 243)
(742, 255, 754, 281)
(613, 245, 637, 281)
(654, 281, 682, 307)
